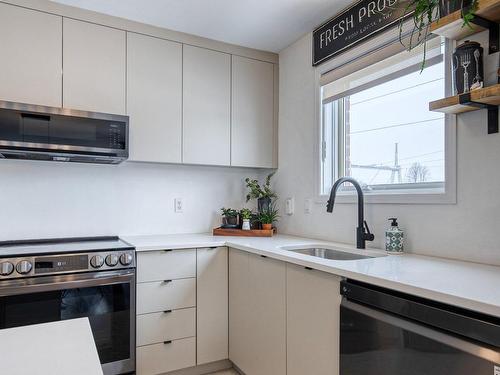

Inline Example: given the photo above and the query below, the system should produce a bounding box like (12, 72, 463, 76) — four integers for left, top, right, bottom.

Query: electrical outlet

(174, 198, 183, 213)
(304, 198, 312, 214)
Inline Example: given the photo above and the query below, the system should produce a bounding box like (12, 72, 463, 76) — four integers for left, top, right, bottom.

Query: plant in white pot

(240, 208, 253, 231)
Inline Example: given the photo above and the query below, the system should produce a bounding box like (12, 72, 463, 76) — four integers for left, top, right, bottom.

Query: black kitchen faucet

(326, 177, 374, 249)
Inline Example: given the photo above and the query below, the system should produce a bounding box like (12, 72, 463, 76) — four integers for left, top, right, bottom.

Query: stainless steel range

(0, 236, 136, 375)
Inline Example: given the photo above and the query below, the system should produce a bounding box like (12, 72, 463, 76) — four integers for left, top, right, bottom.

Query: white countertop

(123, 233, 500, 317)
(0, 318, 103, 375)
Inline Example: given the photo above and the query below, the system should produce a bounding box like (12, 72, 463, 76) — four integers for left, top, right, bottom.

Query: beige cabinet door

(229, 249, 286, 375)
(183, 46, 231, 166)
(0, 3, 62, 107)
(228, 248, 252, 373)
(63, 18, 126, 114)
(127, 33, 182, 163)
(231, 56, 275, 168)
(287, 264, 341, 375)
(196, 247, 228, 364)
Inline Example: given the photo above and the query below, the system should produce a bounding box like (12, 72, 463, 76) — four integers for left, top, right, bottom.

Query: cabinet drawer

(137, 278, 196, 314)
(137, 308, 196, 347)
(137, 337, 196, 375)
(137, 249, 196, 282)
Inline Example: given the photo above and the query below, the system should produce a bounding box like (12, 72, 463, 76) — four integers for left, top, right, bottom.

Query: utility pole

(351, 142, 402, 184)
(390, 143, 402, 184)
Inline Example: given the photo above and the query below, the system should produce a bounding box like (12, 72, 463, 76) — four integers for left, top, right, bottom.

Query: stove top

(0, 236, 134, 257)
(0, 236, 135, 280)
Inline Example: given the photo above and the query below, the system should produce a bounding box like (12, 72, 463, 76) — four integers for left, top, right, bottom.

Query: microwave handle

(342, 299, 500, 364)
(0, 269, 135, 297)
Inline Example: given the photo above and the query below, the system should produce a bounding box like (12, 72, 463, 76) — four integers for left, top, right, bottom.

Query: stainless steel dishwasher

(340, 280, 500, 375)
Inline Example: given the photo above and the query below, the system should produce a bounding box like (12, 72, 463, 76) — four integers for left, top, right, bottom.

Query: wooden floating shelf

(429, 84, 500, 114)
(431, 0, 500, 41)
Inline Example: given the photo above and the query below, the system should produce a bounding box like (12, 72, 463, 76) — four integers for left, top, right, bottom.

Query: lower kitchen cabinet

(229, 249, 286, 375)
(136, 278, 196, 314)
(286, 264, 341, 375)
(197, 247, 229, 364)
(136, 308, 196, 347)
(137, 337, 196, 375)
(136, 247, 229, 375)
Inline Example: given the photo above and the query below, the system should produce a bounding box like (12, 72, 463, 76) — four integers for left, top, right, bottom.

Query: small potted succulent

(239, 208, 253, 231)
(245, 172, 278, 213)
(220, 207, 238, 228)
(257, 203, 280, 231)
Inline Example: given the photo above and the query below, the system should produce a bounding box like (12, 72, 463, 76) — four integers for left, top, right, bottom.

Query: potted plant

(399, 0, 478, 69)
(245, 172, 278, 213)
(239, 208, 253, 230)
(220, 207, 238, 228)
(258, 203, 280, 231)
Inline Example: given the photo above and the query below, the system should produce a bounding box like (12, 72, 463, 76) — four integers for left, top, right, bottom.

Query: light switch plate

(174, 198, 183, 213)
(285, 197, 294, 215)
(304, 198, 312, 214)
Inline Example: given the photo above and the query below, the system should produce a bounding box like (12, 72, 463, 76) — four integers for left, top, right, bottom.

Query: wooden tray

(213, 227, 276, 237)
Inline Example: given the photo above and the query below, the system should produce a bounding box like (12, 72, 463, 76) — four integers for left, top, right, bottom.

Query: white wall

(0, 160, 261, 241)
(276, 33, 500, 266)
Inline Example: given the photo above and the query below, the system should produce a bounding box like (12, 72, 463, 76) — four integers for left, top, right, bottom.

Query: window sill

(315, 189, 456, 205)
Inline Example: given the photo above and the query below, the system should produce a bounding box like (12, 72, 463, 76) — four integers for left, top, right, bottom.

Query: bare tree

(406, 162, 430, 183)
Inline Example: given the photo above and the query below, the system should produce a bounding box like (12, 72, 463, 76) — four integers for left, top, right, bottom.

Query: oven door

(341, 299, 500, 375)
(0, 270, 135, 375)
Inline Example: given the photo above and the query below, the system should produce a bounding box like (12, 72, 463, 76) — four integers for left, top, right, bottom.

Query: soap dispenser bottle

(385, 218, 404, 254)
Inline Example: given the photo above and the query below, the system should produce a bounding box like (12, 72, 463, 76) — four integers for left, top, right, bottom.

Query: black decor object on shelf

(454, 40, 484, 95)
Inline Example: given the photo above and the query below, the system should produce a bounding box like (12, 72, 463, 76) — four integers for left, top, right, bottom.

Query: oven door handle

(0, 269, 135, 296)
(342, 299, 500, 364)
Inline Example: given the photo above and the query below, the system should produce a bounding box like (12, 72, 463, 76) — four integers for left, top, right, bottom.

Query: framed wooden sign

(312, 0, 413, 66)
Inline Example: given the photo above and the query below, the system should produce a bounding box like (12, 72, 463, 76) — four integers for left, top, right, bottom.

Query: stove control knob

(0, 262, 14, 276)
(105, 254, 119, 267)
(16, 260, 32, 275)
(120, 253, 134, 266)
(90, 255, 105, 268)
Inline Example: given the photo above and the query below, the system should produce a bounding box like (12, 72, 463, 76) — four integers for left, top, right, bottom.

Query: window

(320, 38, 452, 200)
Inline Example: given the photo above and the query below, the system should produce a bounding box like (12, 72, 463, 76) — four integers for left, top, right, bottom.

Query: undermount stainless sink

(281, 245, 383, 261)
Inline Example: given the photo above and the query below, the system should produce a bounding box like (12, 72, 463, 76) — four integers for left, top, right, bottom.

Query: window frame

(313, 35, 457, 205)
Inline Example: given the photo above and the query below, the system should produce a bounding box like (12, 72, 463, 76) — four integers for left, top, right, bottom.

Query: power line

(350, 117, 444, 135)
(350, 77, 444, 106)
(367, 150, 444, 166)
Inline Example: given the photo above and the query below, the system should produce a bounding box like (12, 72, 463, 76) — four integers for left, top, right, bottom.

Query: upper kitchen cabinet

(231, 56, 275, 168)
(0, 3, 62, 107)
(183, 46, 231, 166)
(63, 19, 126, 114)
(127, 33, 182, 163)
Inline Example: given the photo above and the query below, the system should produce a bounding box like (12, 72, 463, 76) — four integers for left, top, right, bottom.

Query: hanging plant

(398, 0, 478, 70)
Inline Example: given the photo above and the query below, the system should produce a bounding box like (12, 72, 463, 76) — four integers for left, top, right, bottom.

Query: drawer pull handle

(163, 279, 172, 284)
(260, 255, 268, 258)
(163, 310, 172, 314)
(163, 340, 172, 345)
(305, 266, 313, 270)
(163, 249, 173, 252)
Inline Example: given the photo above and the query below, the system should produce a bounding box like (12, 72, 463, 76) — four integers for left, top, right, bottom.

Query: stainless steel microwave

(0, 101, 129, 164)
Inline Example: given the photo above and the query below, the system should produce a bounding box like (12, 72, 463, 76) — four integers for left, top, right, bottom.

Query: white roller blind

(319, 17, 442, 86)
(322, 36, 443, 103)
